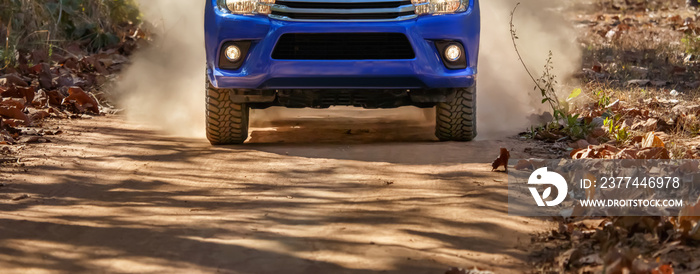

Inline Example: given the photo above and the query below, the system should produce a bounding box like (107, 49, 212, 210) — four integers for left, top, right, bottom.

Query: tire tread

(206, 80, 249, 145)
(435, 86, 477, 141)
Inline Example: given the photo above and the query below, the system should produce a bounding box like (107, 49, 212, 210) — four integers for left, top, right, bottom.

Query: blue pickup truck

(204, 0, 480, 144)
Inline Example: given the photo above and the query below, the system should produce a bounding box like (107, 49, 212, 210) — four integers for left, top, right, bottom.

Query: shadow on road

(0, 115, 546, 273)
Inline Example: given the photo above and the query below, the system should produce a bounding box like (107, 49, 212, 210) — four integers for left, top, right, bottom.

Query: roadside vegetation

(511, 0, 700, 272)
(0, 0, 146, 148)
(1, 0, 141, 65)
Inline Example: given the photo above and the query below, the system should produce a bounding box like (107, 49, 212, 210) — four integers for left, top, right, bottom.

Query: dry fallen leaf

(0, 99, 31, 125)
(62, 86, 100, 114)
(16, 86, 35, 105)
(636, 147, 670, 159)
(642, 132, 665, 148)
(0, 74, 28, 87)
(32, 89, 48, 107)
(615, 148, 639, 159)
(491, 148, 510, 172)
(571, 145, 619, 159)
(652, 264, 674, 274)
(53, 74, 75, 88)
(514, 159, 547, 171)
(676, 197, 700, 241)
(569, 139, 590, 150)
(37, 63, 53, 90)
(514, 159, 533, 170)
(45, 90, 65, 107)
(631, 118, 658, 131)
(28, 110, 50, 121)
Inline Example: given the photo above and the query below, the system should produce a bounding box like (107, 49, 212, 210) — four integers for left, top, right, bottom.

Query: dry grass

(574, 7, 699, 92)
(550, 0, 700, 157)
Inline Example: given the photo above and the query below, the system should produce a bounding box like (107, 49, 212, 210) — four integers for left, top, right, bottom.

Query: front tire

(206, 80, 249, 145)
(435, 86, 477, 141)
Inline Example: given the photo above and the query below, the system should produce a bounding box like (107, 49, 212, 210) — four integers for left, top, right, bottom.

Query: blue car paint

(205, 0, 480, 90)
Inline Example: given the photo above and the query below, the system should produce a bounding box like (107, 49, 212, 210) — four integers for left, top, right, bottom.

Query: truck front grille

(270, 0, 416, 21)
(271, 33, 415, 60)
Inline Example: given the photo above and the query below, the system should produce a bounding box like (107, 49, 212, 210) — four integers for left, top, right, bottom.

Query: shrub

(0, 0, 141, 68)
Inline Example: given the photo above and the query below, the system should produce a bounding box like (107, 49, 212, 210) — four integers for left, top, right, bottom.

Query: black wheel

(435, 86, 477, 141)
(206, 79, 249, 145)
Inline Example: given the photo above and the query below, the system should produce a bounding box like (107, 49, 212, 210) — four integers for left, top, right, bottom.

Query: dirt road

(0, 108, 551, 273)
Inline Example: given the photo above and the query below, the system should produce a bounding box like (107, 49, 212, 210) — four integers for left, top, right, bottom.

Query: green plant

(523, 125, 538, 139)
(1, 39, 16, 70)
(563, 113, 593, 140)
(595, 90, 611, 108)
(604, 115, 630, 143)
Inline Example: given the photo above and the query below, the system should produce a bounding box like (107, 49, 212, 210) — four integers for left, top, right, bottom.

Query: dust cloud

(113, 0, 579, 139)
(114, 0, 206, 137)
(477, 0, 580, 138)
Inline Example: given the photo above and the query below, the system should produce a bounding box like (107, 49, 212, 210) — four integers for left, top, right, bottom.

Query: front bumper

(205, 0, 480, 90)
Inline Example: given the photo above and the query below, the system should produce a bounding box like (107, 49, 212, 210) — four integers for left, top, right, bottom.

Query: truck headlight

(444, 44, 462, 61)
(412, 0, 467, 15)
(219, 0, 275, 15)
(225, 45, 242, 61)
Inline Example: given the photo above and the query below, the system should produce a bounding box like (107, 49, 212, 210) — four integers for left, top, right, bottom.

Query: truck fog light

(225, 45, 242, 61)
(444, 44, 461, 62)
